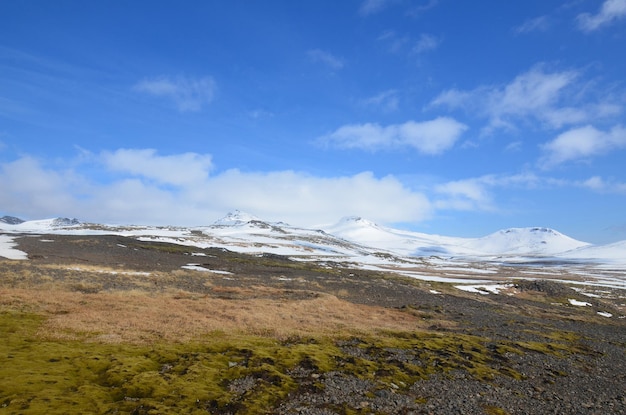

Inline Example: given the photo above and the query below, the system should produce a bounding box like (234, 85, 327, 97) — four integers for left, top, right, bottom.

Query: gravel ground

(4, 233, 626, 414)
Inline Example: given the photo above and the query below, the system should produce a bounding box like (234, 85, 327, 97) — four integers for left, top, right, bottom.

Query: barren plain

(1, 234, 625, 414)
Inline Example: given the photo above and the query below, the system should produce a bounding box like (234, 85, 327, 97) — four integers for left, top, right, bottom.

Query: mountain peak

(51, 217, 81, 227)
(0, 216, 24, 225)
(213, 210, 262, 226)
(337, 216, 378, 227)
(500, 227, 560, 236)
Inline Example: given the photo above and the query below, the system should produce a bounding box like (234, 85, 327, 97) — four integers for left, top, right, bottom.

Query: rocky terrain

(0, 233, 625, 414)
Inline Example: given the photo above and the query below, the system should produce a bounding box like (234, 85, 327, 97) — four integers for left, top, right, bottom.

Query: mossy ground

(0, 308, 597, 414)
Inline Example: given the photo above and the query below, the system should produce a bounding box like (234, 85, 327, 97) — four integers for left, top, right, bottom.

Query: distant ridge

(0, 216, 24, 225)
(1, 212, 622, 263)
(326, 217, 592, 257)
(0, 217, 81, 229)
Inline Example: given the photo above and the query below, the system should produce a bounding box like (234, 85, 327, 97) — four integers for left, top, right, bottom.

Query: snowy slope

(459, 227, 591, 256)
(0, 217, 82, 232)
(324, 216, 480, 257)
(191, 212, 376, 257)
(561, 240, 626, 263)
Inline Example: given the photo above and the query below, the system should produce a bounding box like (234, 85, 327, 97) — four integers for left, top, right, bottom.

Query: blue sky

(1, 0, 625, 244)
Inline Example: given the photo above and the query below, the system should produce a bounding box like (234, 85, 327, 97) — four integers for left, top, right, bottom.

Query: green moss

(0, 312, 347, 414)
(0, 310, 599, 414)
(136, 242, 193, 255)
(483, 405, 510, 415)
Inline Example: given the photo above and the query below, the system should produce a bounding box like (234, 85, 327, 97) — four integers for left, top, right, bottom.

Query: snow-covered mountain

(193, 212, 377, 258)
(459, 227, 591, 256)
(325, 216, 476, 257)
(0, 211, 623, 264)
(324, 217, 592, 258)
(0, 217, 82, 232)
(212, 210, 263, 226)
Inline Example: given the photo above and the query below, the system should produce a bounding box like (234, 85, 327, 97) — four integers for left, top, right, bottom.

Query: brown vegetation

(0, 282, 445, 345)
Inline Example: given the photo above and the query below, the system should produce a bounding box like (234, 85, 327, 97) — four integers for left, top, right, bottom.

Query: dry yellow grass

(0, 286, 442, 344)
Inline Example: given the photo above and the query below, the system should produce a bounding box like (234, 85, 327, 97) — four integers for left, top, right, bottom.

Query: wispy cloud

(359, 0, 396, 16)
(514, 15, 551, 34)
(378, 31, 441, 55)
(307, 49, 345, 70)
(540, 124, 626, 168)
(430, 64, 622, 134)
(435, 178, 495, 211)
(133, 75, 216, 112)
(359, 0, 439, 17)
(361, 90, 399, 112)
(319, 117, 468, 154)
(577, 0, 626, 32)
(406, 0, 439, 17)
(434, 173, 543, 212)
(580, 176, 626, 193)
(377, 30, 410, 53)
(413, 33, 441, 53)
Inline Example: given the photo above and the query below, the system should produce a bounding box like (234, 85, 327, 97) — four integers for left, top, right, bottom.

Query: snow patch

(455, 284, 513, 295)
(568, 299, 592, 307)
(181, 264, 233, 274)
(0, 235, 28, 260)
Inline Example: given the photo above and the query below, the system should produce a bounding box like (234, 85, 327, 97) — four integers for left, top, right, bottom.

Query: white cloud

(319, 117, 468, 154)
(0, 152, 432, 227)
(580, 176, 626, 193)
(133, 75, 216, 112)
(362, 90, 399, 112)
(0, 157, 87, 218)
(431, 65, 622, 134)
(359, 0, 395, 16)
(101, 149, 213, 186)
(486, 67, 578, 127)
(577, 0, 626, 32)
(434, 173, 543, 212)
(360, 0, 438, 16)
(435, 179, 494, 211)
(514, 15, 550, 34)
(504, 141, 522, 152)
(307, 49, 345, 70)
(540, 124, 626, 167)
(413, 33, 441, 53)
(6, 151, 620, 228)
(377, 30, 410, 54)
(377, 31, 441, 55)
(406, 0, 439, 16)
(201, 170, 432, 226)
